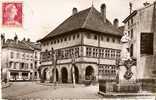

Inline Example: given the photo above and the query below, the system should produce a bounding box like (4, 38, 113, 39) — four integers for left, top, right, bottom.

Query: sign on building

(141, 32, 153, 55)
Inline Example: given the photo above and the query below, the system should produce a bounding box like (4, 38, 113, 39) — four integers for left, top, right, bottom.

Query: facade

(123, 2, 156, 91)
(1, 35, 41, 81)
(39, 4, 122, 84)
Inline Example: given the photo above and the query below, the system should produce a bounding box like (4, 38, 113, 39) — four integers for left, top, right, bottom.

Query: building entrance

(61, 67, 68, 83)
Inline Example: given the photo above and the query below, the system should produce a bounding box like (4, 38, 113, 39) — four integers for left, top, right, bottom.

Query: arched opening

(71, 65, 79, 83)
(52, 68, 59, 82)
(43, 68, 48, 81)
(61, 67, 68, 83)
(85, 66, 94, 80)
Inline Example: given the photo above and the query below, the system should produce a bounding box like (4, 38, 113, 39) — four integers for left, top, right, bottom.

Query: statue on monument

(120, 32, 136, 80)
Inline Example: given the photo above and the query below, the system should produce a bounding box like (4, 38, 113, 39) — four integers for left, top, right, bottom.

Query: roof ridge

(81, 7, 93, 28)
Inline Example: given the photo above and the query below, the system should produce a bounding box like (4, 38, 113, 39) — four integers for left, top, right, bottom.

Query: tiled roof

(40, 6, 122, 41)
(2, 39, 41, 51)
(2, 39, 33, 51)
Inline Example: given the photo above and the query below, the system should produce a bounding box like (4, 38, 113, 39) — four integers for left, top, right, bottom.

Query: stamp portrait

(2, 2, 22, 27)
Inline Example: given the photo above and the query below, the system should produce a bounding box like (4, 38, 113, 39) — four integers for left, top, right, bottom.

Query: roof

(2, 39, 41, 51)
(2, 39, 33, 51)
(40, 6, 122, 41)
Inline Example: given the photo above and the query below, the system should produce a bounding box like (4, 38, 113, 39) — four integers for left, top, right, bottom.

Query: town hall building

(39, 4, 123, 84)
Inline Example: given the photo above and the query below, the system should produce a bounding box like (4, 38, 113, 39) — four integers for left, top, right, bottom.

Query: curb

(98, 91, 155, 97)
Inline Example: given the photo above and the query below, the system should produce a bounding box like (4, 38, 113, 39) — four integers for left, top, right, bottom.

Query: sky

(0, 0, 155, 42)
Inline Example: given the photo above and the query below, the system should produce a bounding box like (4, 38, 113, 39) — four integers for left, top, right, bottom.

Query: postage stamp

(2, 2, 22, 27)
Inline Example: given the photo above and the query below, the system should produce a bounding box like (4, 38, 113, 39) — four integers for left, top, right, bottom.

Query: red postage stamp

(2, 2, 22, 27)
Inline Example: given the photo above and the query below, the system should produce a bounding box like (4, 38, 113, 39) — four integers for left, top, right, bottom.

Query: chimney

(23, 37, 26, 41)
(14, 34, 18, 43)
(1, 34, 5, 45)
(72, 7, 78, 15)
(27, 38, 30, 42)
(113, 18, 119, 28)
(101, 3, 106, 23)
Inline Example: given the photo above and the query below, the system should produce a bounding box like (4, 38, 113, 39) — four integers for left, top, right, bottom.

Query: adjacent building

(39, 4, 123, 84)
(123, 2, 156, 91)
(1, 35, 41, 81)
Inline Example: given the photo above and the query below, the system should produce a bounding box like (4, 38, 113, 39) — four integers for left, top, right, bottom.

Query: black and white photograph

(0, 0, 156, 100)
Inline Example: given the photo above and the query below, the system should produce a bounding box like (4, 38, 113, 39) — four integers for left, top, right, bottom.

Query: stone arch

(85, 66, 94, 80)
(71, 64, 79, 83)
(61, 67, 68, 83)
(42, 68, 49, 81)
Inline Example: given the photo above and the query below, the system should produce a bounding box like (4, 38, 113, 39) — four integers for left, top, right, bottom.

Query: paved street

(2, 82, 102, 99)
(2, 82, 156, 100)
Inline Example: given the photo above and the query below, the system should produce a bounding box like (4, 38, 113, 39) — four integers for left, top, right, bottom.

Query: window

(87, 33, 91, 39)
(131, 29, 133, 38)
(64, 37, 67, 41)
(105, 49, 110, 58)
(10, 52, 14, 59)
(77, 34, 79, 38)
(93, 48, 96, 57)
(111, 50, 115, 59)
(30, 63, 33, 69)
(128, 21, 130, 27)
(112, 38, 115, 43)
(106, 37, 109, 42)
(57, 39, 59, 43)
(54, 40, 56, 44)
(13, 63, 16, 69)
(116, 50, 121, 58)
(130, 44, 133, 57)
(131, 18, 133, 25)
(95, 48, 98, 57)
(73, 35, 75, 40)
(94, 35, 97, 40)
(16, 53, 20, 59)
(86, 47, 92, 57)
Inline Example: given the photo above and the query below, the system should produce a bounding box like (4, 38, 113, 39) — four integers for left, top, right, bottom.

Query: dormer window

(57, 39, 59, 43)
(64, 37, 67, 41)
(77, 34, 79, 38)
(112, 38, 115, 43)
(94, 35, 97, 40)
(73, 35, 75, 40)
(106, 37, 109, 42)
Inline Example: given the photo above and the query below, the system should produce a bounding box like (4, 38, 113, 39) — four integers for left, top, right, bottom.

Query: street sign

(141, 32, 153, 55)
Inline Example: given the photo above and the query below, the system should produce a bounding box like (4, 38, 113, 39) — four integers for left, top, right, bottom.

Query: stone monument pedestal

(117, 65, 140, 93)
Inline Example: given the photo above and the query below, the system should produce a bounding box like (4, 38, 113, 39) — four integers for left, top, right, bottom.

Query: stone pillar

(7, 71, 10, 81)
(79, 64, 85, 83)
(19, 72, 22, 80)
(49, 68, 53, 83)
(58, 68, 62, 83)
(28, 72, 31, 80)
(68, 64, 72, 83)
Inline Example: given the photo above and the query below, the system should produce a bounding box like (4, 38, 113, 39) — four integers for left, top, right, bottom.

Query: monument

(117, 32, 139, 93)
